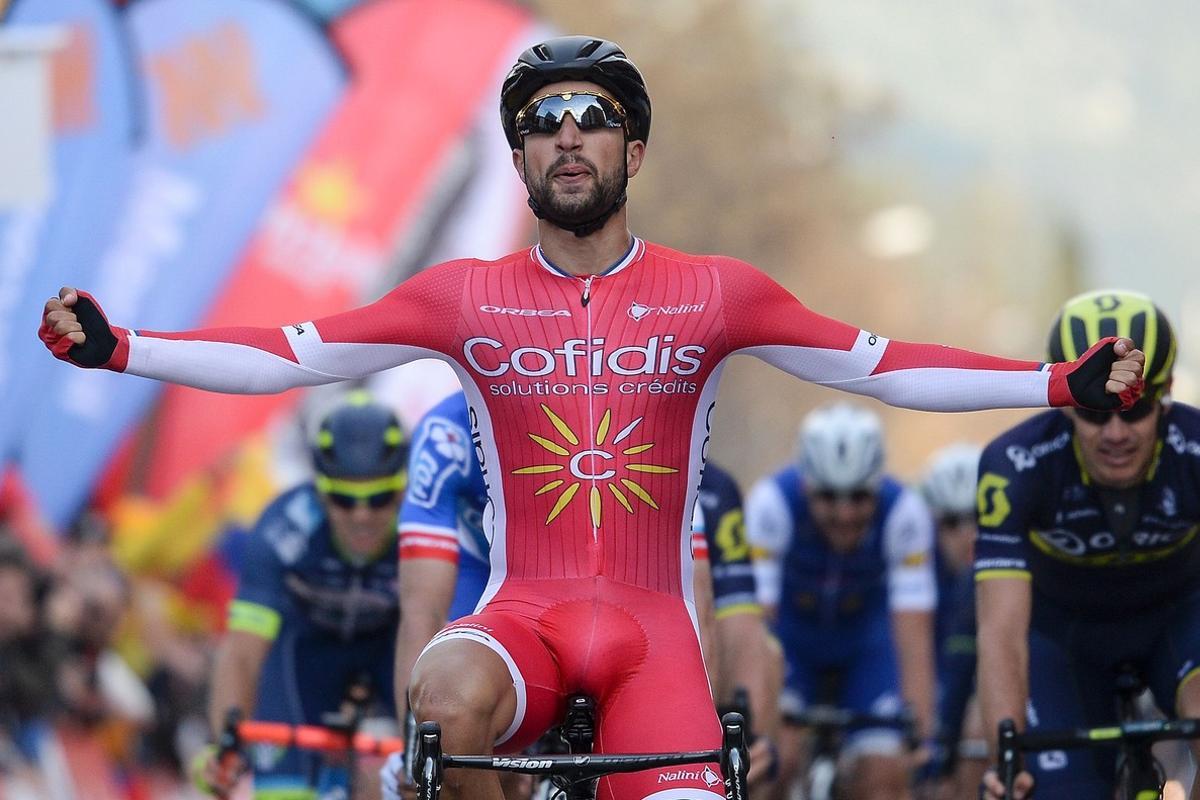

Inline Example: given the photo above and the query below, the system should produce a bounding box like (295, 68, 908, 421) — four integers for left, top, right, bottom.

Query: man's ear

(626, 140, 646, 179)
(512, 148, 527, 185)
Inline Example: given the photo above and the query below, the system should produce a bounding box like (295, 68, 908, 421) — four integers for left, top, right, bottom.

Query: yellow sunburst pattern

(512, 404, 679, 527)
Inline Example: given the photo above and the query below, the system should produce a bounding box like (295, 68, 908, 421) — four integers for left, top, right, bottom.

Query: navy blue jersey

(974, 405, 1200, 613)
(696, 461, 758, 615)
(229, 484, 399, 642)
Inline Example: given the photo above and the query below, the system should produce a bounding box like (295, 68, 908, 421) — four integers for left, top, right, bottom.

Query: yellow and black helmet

(1048, 289, 1176, 391)
(311, 392, 408, 480)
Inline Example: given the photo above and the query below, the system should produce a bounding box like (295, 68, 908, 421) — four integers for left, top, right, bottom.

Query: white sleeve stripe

(398, 536, 460, 552)
(884, 489, 937, 611)
(399, 524, 460, 540)
(889, 567, 937, 611)
(126, 334, 444, 394)
(741, 344, 1051, 411)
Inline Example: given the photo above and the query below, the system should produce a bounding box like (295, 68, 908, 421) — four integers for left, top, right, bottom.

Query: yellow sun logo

(512, 404, 679, 528)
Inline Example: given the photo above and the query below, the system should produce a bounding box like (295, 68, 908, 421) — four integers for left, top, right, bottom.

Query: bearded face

(526, 152, 627, 227)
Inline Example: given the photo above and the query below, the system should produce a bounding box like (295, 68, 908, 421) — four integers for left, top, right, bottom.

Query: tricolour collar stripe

(531, 236, 644, 278)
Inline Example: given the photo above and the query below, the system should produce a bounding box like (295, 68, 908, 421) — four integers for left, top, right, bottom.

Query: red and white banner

(133, 0, 542, 498)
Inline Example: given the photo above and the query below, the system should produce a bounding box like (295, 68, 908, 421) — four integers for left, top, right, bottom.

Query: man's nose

(1101, 413, 1132, 439)
(555, 114, 583, 149)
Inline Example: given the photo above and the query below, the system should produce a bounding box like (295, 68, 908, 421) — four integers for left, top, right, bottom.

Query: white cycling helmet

(920, 443, 982, 516)
(797, 404, 885, 492)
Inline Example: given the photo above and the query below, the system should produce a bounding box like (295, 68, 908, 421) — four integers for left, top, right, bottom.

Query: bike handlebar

(444, 748, 723, 776)
(999, 716, 1200, 754)
(218, 709, 404, 758)
(995, 716, 1200, 799)
(235, 721, 405, 756)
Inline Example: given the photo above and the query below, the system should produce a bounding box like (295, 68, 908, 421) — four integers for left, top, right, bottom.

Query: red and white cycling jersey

(62, 236, 1072, 797)
(114, 237, 1053, 605)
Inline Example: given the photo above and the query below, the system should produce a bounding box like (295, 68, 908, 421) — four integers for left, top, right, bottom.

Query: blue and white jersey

(229, 484, 399, 642)
(399, 391, 491, 617)
(746, 466, 935, 639)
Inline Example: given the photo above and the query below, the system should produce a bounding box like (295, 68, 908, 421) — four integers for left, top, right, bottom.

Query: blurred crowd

(0, 513, 212, 800)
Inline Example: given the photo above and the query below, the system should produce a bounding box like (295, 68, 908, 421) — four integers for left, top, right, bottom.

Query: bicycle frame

(413, 711, 751, 800)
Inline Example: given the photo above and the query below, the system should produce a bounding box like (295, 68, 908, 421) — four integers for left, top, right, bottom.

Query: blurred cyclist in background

(977, 291, 1200, 799)
(748, 404, 936, 800)
(919, 443, 987, 799)
(694, 460, 782, 790)
(195, 393, 408, 799)
(392, 390, 491, 721)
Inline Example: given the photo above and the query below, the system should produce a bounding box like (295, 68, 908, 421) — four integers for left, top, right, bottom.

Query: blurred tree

(528, 0, 1081, 483)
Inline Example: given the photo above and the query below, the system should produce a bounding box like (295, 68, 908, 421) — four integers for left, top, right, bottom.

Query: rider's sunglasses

(937, 513, 975, 529)
(326, 490, 398, 511)
(515, 91, 628, 139)
(1074, 395, 1159, 427)
(316, 473, 405, 511)
(812, 488, 875, 505)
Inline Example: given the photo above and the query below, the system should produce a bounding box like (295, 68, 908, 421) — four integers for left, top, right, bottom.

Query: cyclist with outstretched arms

(977, 292, 1200, 800)
(41, 36, 1144, 800)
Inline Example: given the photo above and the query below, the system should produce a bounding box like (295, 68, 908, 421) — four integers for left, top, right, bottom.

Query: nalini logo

(628, 300, 706, 321)
(512, 403, 678, 528)
(656, 766, 723, 787)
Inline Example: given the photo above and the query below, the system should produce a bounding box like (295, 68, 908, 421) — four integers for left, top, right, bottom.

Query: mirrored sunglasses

(515, 91, 627, 139)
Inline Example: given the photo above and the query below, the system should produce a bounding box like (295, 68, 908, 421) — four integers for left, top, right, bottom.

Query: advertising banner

(140, 0, 538, 498)
(0, 0, 138, 466)
(20, 0, 345, 527)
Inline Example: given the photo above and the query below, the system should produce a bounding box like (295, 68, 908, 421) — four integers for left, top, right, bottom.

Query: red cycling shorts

(422, 576, 725, 800)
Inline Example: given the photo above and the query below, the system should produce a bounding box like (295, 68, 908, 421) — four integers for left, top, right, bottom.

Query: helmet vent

(579, 39, 602, 57)
(532, 43, 552, 61)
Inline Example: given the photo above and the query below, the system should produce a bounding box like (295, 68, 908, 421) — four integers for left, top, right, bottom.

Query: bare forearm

(893, 610, 937, 739)
(717, 613, 778, 738)
(978, 630, 1029, 750)
(976, 578, 1032, 754)
(208, 638, 265, 737)
(692, 562, 719, 694)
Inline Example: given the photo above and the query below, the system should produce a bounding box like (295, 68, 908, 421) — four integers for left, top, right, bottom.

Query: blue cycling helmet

(311, 393, 408, 480)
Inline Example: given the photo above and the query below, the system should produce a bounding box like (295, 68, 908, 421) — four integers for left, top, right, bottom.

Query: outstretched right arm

(39, 262, 468, 394)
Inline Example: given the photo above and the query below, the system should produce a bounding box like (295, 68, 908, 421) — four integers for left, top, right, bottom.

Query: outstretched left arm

(718, 259, 1144, 412)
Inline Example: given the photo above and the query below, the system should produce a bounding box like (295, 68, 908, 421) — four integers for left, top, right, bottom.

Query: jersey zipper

(582, 275, 600, 562)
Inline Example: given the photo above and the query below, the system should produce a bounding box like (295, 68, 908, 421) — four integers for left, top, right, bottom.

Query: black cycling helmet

(500, 35, 651, 151)
(311, 393, 408, 480)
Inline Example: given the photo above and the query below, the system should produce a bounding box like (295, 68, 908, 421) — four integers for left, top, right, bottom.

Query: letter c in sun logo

(976, 472, 1012, 527)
